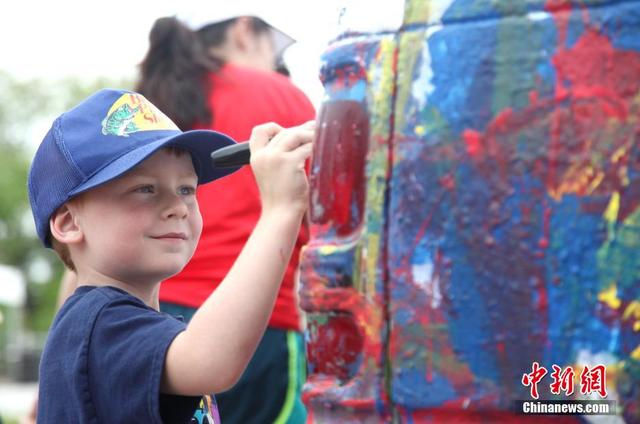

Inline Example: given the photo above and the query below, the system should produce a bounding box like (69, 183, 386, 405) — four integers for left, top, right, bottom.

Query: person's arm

(162, 121, 314, 396)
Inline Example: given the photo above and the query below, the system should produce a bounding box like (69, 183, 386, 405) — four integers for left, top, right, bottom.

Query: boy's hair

(27, 89, 239, 250)
(52, 237, 75, 271)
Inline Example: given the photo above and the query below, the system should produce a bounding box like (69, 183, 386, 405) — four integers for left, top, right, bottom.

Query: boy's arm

(162, 122, 314, 396)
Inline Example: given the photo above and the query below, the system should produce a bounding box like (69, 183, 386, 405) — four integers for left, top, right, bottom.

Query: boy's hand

(249, 121, 315, 217)
(163, 121, 315, 396)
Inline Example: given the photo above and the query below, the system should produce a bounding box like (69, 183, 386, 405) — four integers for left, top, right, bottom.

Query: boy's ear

(49, 204, 83, 245)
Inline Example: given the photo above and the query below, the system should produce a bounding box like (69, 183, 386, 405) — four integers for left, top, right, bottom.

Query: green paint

(492, 13, 544, 115)
(597, 207, 640, 290)
(404, 0, 430, 25)
(492, 0, 528, 15)
(395, 31, 426, 135)
(309, 313, 329, 326)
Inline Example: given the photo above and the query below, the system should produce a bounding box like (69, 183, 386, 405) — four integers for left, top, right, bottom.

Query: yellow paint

(357, 36, 392, 299)
(603, 192, 620, 223)
(600, 361, 621, 389)
(551, 164, 605, 201)
(318, 243, 359, 256)
(586, 172, 604, 195)
(404, 0, 429, 25)
(368, 37, 397, 139)
(632, 345, 640, 361)
(359, 148, 387, 296)
(611, 146, 627, 163)
(363, 306, 384, 341)
(318, 245, 338, 255)
(366, 234, 380, 296)
(623, 301, 640, 320)
(597, 288, 640, 332)
(598, 284, 621, 310)
(622, 301, 640, 332)
(395, 31, 425, 134)
(415, 125, 426, 136)
(618, 165, 630, 187)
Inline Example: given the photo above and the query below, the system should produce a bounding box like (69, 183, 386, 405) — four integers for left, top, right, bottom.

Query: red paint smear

(332, 65, 367, 90)
(299, 255, 385, 404)
(306, 313, 363, 381)
(303, 6, 640, 419)
(553, 29, 640, 107)
(400, 190, 447, 270)
(535, 276, 549, 312)
(463, 129, 482, 156)
(390, 249, 476, 391)
(470, 26, 640, 202)
(544, 0, 572, 12)
(439, 173, 456, 191)
(538, 204, 551, 250)
(493, 108, 514, 131)
(545, 0, 572, 46)
(310, 100, 369, 236)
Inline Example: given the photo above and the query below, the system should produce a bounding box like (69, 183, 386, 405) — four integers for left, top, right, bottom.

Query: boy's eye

(179, 186, 196, 196)
(135, 185, 154, 194)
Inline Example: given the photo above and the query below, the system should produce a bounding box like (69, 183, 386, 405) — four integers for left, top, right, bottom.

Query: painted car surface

(299, 0, 640, 422)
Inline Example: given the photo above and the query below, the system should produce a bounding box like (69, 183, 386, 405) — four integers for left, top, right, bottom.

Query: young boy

(28, 89, 314, 423)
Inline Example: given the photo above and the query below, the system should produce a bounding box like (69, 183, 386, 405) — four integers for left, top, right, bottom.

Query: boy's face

(72, 149, 202, 284)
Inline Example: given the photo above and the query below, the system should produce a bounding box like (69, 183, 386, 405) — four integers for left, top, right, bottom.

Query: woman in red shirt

(136, 13, 315, 424)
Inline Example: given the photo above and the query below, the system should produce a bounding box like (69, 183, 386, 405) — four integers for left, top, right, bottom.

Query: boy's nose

(162, 194, 189, 219)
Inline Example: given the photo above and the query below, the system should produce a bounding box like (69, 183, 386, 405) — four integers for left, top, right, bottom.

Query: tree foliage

(0, 71, 132, 331)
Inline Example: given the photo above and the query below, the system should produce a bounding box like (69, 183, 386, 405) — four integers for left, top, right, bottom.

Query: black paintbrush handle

(210, 142, 251, 168)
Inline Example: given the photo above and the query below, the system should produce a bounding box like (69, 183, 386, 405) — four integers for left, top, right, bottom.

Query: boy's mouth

(151, 232, 187, 240)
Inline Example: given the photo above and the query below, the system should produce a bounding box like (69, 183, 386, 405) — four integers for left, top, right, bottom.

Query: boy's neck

(76, 273, 161, 310)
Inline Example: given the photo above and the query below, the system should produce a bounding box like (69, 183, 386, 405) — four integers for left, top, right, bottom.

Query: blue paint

(426, 22, 498, 132)
(441, 0, 501, 23)
(392, 368, 458, 408)
(546, 194, 611, 364)
(565, 9, 587, 48)
(303, 0, 640, 421)
(323, 80, 368, 102)
(599, 2, 640, 52)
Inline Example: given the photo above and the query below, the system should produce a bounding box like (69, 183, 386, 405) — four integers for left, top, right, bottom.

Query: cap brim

(270, 27, 295, 57)
(69, 129, 238, 197)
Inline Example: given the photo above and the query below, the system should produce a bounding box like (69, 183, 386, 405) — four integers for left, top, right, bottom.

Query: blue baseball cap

(28, 88, 239, 248)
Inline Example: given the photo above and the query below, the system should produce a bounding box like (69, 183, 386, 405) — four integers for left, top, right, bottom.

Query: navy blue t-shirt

(37, 286, 220, 423)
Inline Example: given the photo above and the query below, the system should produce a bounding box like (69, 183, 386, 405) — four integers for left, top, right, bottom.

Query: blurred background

(0, 0, 346, 421)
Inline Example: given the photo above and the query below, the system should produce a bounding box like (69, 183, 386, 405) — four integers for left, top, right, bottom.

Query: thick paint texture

(300, 0, 640, 422)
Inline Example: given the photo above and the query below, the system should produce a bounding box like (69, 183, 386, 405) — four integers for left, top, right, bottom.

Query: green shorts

(160, 303, 307, 424)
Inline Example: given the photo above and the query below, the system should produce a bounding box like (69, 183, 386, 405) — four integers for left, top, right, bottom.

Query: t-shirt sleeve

(86, 298, 198, 422)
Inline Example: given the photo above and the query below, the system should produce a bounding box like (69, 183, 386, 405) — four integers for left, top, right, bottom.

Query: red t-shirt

(160, 64, 316, 331)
